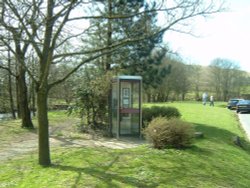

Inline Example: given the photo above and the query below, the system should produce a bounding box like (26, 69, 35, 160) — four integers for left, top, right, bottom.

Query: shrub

(142, 106, 181, 127)
(144, 117, 194, 149)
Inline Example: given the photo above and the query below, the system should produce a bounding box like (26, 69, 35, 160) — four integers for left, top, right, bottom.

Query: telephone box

(111, 76, 142, 138)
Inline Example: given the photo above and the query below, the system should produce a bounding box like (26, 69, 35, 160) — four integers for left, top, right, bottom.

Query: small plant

(144, 117, 194, 149)
(142, 106, 181, 127)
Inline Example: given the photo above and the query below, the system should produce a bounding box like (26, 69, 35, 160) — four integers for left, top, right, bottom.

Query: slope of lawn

(1, 102, 250, 188)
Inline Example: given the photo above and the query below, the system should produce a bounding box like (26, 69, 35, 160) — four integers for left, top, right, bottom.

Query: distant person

(210, 95, 214, 106)
(202, 92, 208, 105)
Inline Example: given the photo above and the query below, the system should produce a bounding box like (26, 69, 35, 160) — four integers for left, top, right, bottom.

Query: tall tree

(0, 1, 37, 128)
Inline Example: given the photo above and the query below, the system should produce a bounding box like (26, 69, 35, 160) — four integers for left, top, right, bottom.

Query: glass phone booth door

(111, 76, 142, 138)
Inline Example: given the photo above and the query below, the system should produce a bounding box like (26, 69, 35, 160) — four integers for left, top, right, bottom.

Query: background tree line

(134, 57, 250, 102)
(2, 52, 249, 117)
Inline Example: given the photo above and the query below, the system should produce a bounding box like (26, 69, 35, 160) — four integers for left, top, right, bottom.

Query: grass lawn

(1, 102, 250, 187)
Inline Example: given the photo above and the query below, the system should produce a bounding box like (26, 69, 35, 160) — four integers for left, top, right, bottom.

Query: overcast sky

(163, 0, 250, 72)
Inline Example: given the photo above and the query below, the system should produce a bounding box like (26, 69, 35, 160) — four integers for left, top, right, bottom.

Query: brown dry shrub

(144, 117, 195, 149)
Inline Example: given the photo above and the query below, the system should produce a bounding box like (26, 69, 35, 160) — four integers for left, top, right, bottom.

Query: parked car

(236, 100, 250, 113)
(227, 98, 244, 110)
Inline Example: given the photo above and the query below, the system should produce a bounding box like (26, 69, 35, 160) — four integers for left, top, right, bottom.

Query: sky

(163, 0, 250, 72)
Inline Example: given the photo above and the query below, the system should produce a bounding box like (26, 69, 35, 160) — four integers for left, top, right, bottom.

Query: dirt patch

(0, 130, 37, 161)
(0, 122, 145, 162)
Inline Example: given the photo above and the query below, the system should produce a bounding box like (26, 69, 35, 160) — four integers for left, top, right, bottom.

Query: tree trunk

(30, 78, 36, 117)
(37, 87, 51, 166)
(181, 93, 185, 101)
(7, 53, 16, 119)
(147, 93, 151, 102)
(195, 85, 199, 101)
(165, 90, 170, 102)
(18, 67, 34, 129)
(32, 86, 36, 117)
(15, 43, 33, 126)
(8, 73, 16, 119)
(15, 70, 21, 119)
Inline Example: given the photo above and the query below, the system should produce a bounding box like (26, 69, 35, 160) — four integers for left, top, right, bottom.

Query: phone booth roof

(113, 75, 142, 81)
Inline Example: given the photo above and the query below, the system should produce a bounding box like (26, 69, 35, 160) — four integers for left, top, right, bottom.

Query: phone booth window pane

(122, 88, 130, 108)
(131, 113, 140, 134)
(121, 82, 131, 108)
(132, 82, 139, 108)
(120, 113, 131, 135)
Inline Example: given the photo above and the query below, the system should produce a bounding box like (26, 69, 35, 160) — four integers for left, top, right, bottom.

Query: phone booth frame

(111, 75, 142, 138)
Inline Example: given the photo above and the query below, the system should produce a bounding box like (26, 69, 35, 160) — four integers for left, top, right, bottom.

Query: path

(0, 126, 145, 162)
(238, 113, 250, 141)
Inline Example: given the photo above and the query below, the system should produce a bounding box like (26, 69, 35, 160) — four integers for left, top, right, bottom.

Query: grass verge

(1, 103, 250, 187)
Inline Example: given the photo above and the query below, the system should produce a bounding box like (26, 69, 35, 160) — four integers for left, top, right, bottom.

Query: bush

(142, 106, 181, 126)
(144, 117, 194, 149)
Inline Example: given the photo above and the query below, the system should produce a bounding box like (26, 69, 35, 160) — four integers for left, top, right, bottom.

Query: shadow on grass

(216, 104, 227, 108)
(49, 134, 145, 148)
(52, 156, 158, 188)
(49, 136, 78, 146)
(194, 123, 250, 153)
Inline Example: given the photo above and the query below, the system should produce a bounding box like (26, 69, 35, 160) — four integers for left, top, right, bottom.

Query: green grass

(0, 119, 34, 142)
(0, 110, 76, 134)
(1, 103, 250, 187)
(47, 110, 73, 124)
(146, 101, 243, 135)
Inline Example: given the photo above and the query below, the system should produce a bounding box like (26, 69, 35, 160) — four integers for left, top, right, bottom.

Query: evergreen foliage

(87, 0, 171, 88)
(74, 67, 113, 130)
